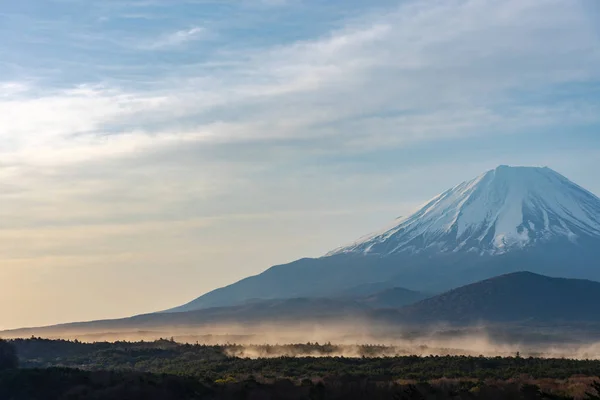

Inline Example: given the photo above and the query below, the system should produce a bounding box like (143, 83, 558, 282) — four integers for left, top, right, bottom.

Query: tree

(0, 340, 18, 370)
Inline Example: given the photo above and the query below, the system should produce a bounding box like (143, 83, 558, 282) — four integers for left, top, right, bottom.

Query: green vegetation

(0, 368, 210, 400)
(0, 339, 18, 370)
(11, 338, 600, 381)
(5, 338, 600, 399)
(3, 366, 600, 399)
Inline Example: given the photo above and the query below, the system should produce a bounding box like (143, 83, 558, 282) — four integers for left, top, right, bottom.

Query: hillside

(398, 272, 600, 324)
(360, 287, 429, 308)
(7, 273, 600, 340)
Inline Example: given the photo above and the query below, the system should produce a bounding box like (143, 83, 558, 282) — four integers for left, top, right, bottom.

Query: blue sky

(1, 0, 600, 329)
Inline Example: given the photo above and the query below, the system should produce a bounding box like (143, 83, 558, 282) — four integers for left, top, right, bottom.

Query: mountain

(169, 165, 600, 312)
(397, 272, 600, 324)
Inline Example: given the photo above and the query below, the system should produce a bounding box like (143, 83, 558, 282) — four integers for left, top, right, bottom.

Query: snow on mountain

(329, 166, 600, 257)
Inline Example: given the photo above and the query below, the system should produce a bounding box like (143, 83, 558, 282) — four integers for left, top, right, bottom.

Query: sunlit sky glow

(1, 0, 600, 329)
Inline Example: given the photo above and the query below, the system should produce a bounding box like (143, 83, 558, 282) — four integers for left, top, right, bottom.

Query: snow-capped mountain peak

(329, 166, 600, 257)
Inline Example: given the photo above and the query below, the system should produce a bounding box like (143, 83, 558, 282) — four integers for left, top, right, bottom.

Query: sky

(1, 0, 600, 330)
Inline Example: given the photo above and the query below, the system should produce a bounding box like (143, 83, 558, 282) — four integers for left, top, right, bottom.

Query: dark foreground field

(4, 368, 600, 400)
(4, 338, 600, 399)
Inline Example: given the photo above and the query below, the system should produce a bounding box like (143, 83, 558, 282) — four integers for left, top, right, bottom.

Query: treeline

(0, 339, 18, 370)
(10, 338, 600, 381)
(5, 339, 600, 398)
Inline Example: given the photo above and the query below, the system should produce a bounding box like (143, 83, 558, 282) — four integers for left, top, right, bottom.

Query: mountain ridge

(397, 271, 600, 324)
(5, 272, 600, 338)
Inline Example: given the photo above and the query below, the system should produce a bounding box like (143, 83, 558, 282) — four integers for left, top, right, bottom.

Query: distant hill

(335, 281, 409, 298)
(397, 272, 600, 324)
(1, 298, 372, 338)
(6, 272, 600, 339)
(360, 287, 429, 308)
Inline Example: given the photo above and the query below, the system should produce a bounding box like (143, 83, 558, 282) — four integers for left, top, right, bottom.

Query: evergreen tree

(0, 339, 18, 370)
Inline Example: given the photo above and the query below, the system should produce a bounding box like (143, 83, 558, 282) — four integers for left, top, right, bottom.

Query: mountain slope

(169, 165, 600, 312)
(360, 287, 429, 308)
(1, 298, 373, 337)
(397, 272, 600, 323)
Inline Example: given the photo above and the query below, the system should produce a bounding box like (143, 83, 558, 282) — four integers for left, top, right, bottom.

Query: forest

(2, 338, 600, 399)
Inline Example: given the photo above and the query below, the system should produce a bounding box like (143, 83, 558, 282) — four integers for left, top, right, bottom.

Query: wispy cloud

(3, 0, 599, 165)
(141, 26, 207, 49)
(0, 81, 30, 97)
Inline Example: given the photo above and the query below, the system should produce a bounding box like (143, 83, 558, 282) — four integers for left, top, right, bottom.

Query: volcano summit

(330, 165, 600, 257)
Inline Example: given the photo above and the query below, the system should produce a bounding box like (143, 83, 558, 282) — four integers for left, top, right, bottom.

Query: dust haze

(5, 319, 600, 360)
